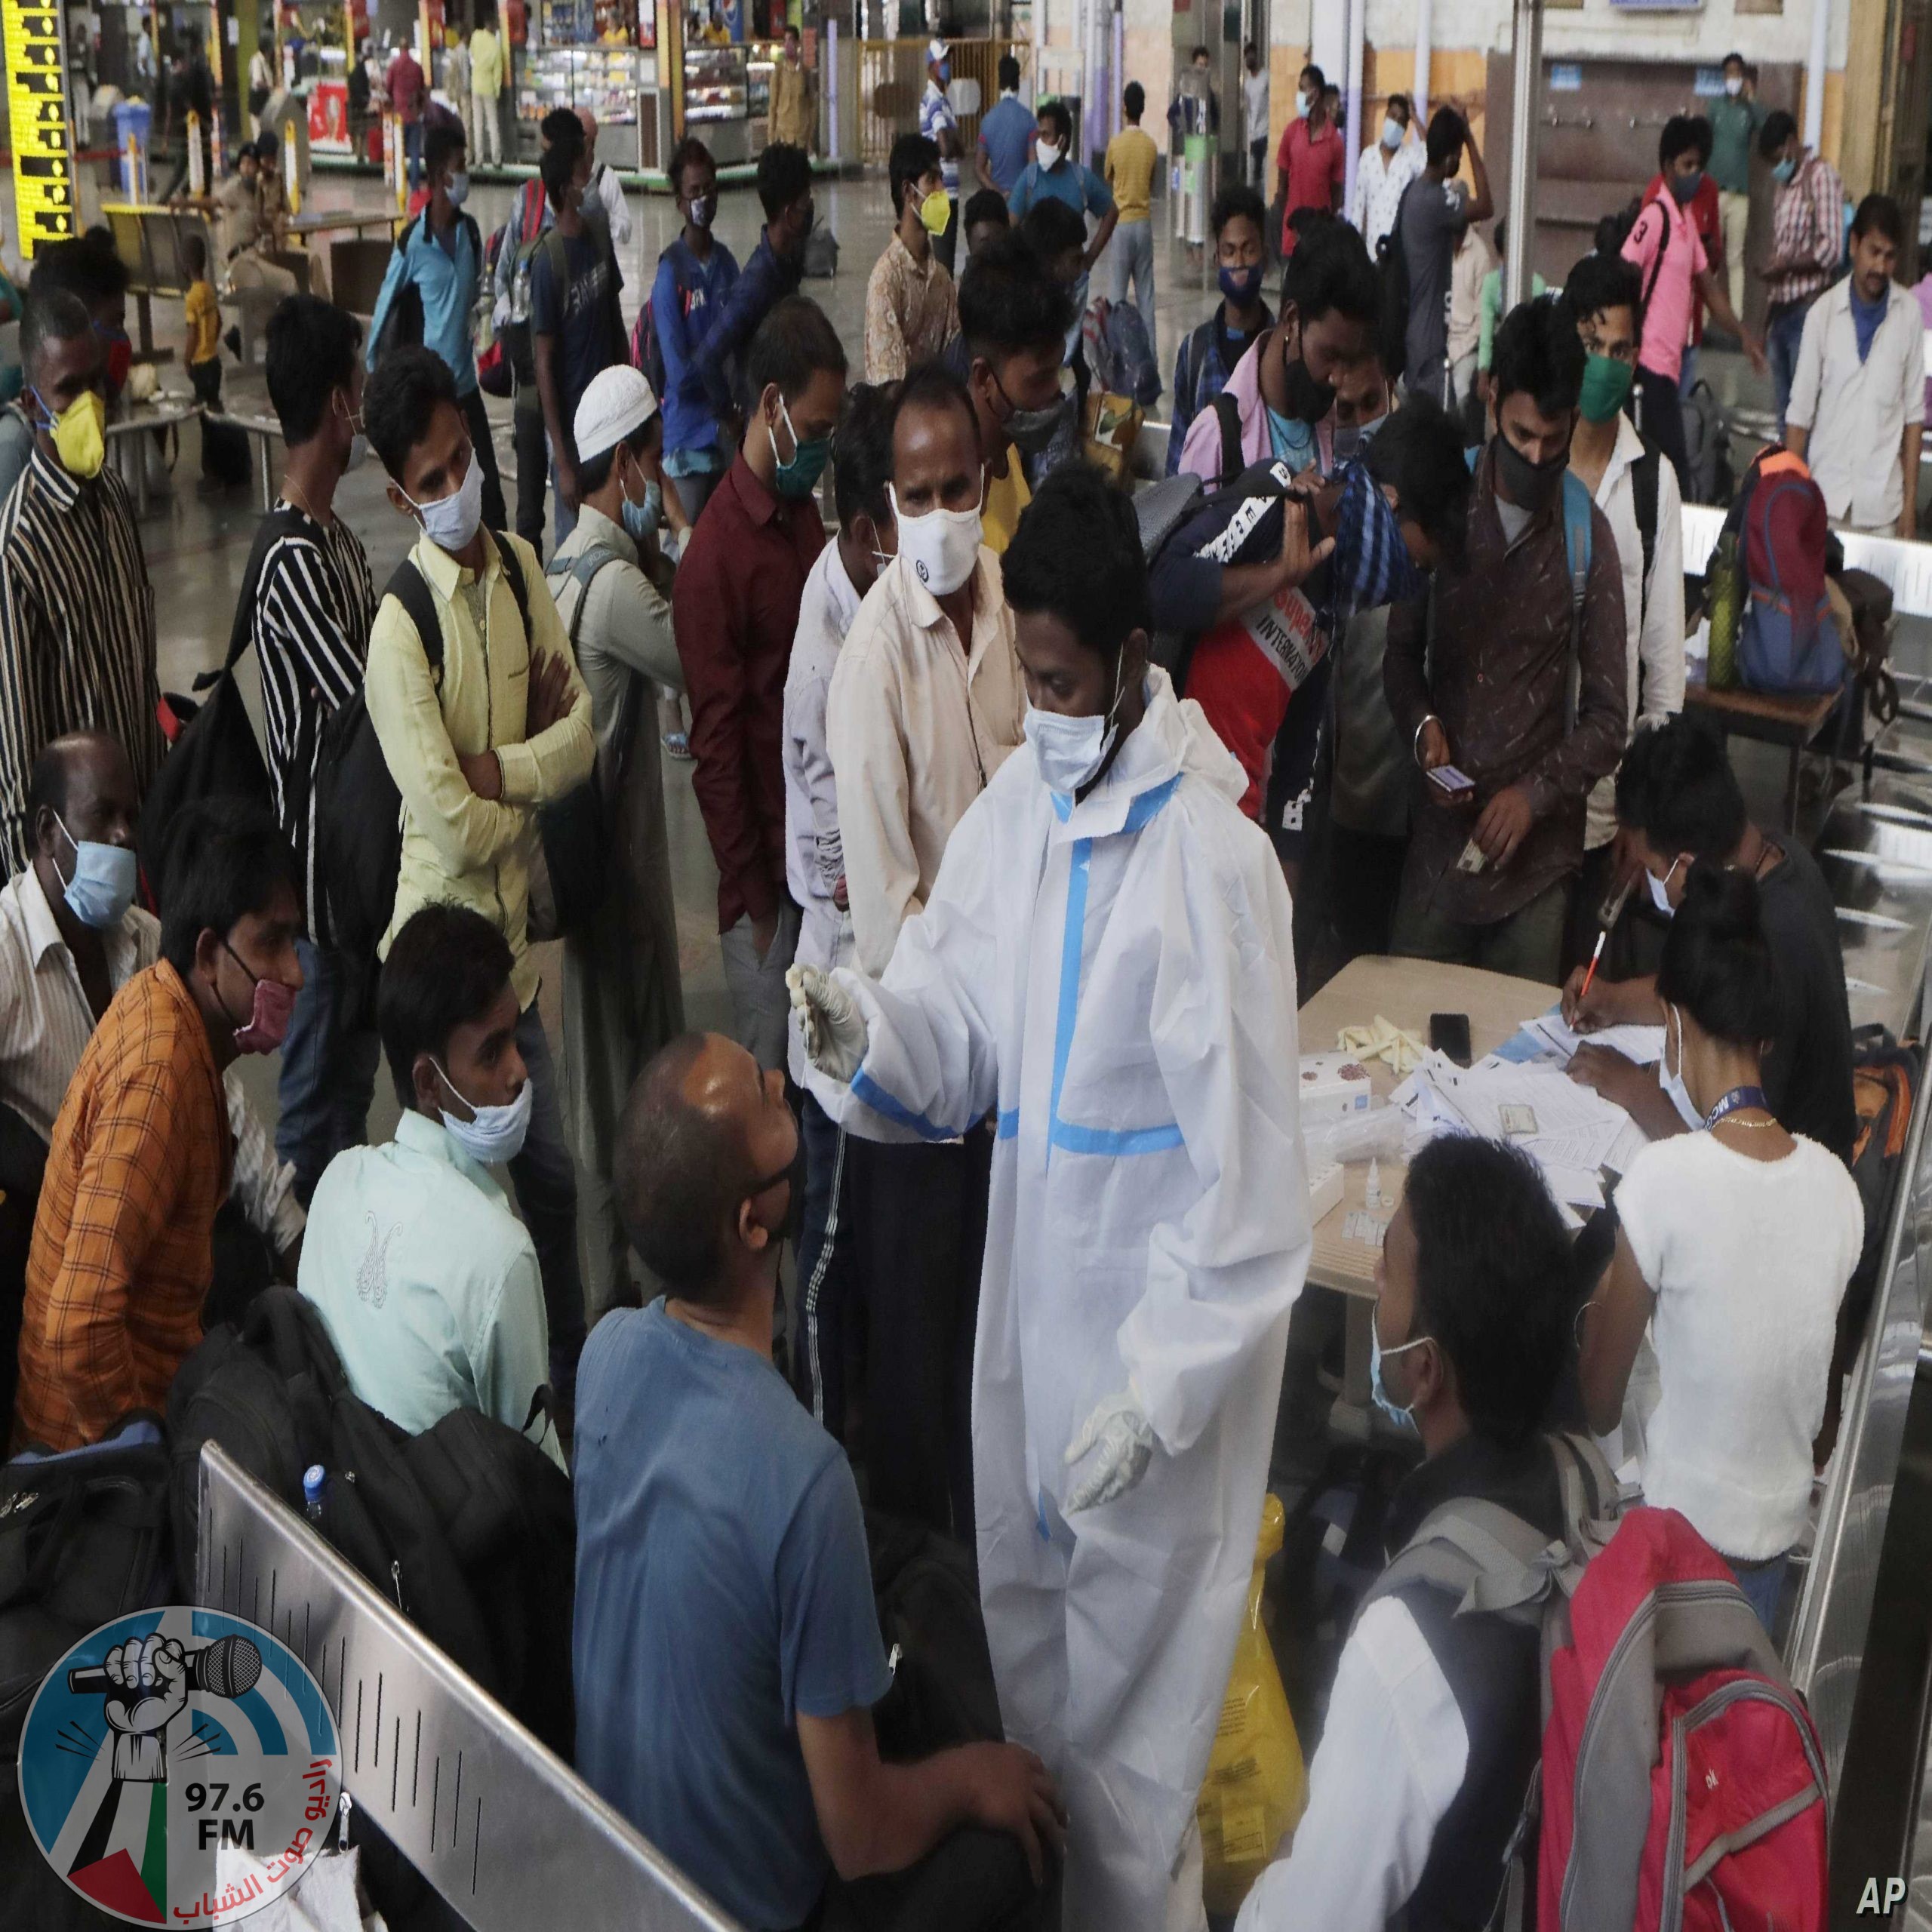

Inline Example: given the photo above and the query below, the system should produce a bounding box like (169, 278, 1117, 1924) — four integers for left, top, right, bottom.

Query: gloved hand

(1064, 1388, 1156, 1513)
(491, 294, 512, 331)
(786, 964, 869, 1083)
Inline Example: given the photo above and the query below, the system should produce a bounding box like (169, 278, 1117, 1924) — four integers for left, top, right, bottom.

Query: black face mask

(1278, 329, 1336, 426)
(993, 370, 1071, 456)
(1494, 432, 1570, 512)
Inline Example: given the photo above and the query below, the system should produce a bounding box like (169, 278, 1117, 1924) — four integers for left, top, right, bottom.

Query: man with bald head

(577, 105, 632, 248)
(572, 1031, 1063, 1931)
(0, 731, 301, 1256)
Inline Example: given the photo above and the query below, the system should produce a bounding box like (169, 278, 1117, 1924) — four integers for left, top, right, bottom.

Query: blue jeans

(275, 938, 381, 1207)
(508, 1002, 586, 1397)
(1678, 347, 1699, 398)
(404, 118, 423, 190)
(1767, 300, 1811, 433)
(1107, 217, 1157, 368)
(549, 457, 579, 549)
(1729, 1552, 1790, 1637)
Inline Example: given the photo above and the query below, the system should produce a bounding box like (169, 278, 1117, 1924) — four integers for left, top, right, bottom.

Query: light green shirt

(1479, 266, 1546, 371)
(299, 1109, 566, 1469)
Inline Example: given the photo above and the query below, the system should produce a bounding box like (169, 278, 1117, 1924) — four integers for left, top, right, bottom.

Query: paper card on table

(1524, 1008, 1666, 1066)
(1499, 1103, 1538, 1137)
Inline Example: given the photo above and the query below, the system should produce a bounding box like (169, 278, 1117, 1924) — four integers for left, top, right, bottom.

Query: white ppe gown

(808, 672, 1311, 1930)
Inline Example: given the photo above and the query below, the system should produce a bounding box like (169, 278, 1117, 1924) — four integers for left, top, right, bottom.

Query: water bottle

(303, 1464, 327, 1525)
(1706, 526, 1740, 690)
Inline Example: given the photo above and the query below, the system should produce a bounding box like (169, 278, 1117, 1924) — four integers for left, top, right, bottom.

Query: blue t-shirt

(529, 226, 618, 433)
(1008, 156, 1115, 226)
(977, 94, 1035, 195)
(573, 1302, 891, 1932)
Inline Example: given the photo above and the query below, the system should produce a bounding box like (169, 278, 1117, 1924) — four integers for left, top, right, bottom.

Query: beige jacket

(826, 546, 1026, 976)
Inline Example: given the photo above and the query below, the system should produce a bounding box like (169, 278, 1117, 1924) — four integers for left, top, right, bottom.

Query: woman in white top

(1578, 861, 1863, 1635)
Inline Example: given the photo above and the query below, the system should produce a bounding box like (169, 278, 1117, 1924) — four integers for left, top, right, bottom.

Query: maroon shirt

(672, 454, 826, 933)
(386, 49, 425, 124)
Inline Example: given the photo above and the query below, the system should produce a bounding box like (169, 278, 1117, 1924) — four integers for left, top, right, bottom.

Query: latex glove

(1337, 1014, 1427, 1076)
(1064, 1388, 1156, 1513)
(491, 294, 512, 331)
(786, 964, 869, 1083)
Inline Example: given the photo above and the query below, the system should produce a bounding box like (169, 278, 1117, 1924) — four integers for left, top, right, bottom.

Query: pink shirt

(1620, 192, 1708, 384)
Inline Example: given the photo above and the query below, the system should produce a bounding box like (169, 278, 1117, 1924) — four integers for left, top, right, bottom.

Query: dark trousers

(513, 389, 548, 557)
(276, 938, 381, 1206)
(848, 1126, 990, 1539)
(1635, 361, 1690, 500)
(509, 1004, 585, 1399)
(459, 385, 508, 534)
(793, 1092, 860, 1444)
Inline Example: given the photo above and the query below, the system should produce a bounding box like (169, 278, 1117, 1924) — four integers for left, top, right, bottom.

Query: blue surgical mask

(1371, 1324, 1428, 1432)
(1023, 654, 1124, 796)
(1667, 168, 1703, 204)
(1646, 854, 1681, 918)
(1660, 1003, 1703, 1131)
(51, 811, 137, 929)
(622, 472, 662, 543)
(1218, 262, 1265, 306)
(446, 170, 471, 206)
(1773, 155, 1798, 185)
(1381, 116, 1404, 151)
(435, 1061, 534, 1165)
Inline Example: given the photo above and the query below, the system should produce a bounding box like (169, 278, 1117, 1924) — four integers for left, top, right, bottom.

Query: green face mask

(1578, 353, 1635, 424)
(768, 395, 833, 499)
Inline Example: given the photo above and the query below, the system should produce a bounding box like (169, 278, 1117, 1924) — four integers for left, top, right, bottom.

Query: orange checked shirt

(12, 960, 232, 1453)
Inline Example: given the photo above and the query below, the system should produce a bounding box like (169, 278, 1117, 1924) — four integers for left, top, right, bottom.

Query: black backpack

(167, 1287, 575, 1758)
(371, 211, 485, 368)
(136, 507, 304, 902)
(1377, 182, 1419, 383)
(866, 1511, 1001, 1759)
(0, 1415, 174, 1786)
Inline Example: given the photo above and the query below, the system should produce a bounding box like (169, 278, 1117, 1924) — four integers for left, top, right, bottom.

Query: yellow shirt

(363, 530, 595, 1011)
(184, 278, 220, 365)
(982, 455, 1031, 554)
(1105, 127, 1158, 225)
(468, 27, 503, 95)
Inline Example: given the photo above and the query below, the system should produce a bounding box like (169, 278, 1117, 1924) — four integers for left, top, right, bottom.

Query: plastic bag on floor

(1196, 1493, 1307, 1915)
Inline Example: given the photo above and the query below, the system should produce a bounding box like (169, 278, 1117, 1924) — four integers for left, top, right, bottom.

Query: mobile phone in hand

(1426, 763, 1476, 798)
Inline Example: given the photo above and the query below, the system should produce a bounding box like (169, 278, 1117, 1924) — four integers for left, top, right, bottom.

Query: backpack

(1629, 441, 1661, 623)
(371, 211, 484, 368)
(802, 222, 839, 280)
(137, 507, 303, 903)
(166, 1287, 575, 1758)
(630, 281, 666, 398)
(1360, 1435, 1829, 1932)
(500, 179, 553, 387)
(1737, 450, 1844, 695)
(0, 1415, 174, 1784)
(1377, 181, 1418, 383)
(866, 1510, 1002, 1759)
(1680, 377, 1734, 507)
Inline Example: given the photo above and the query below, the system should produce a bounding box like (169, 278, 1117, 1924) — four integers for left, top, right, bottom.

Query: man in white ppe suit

(790, 464, 1312, 1931)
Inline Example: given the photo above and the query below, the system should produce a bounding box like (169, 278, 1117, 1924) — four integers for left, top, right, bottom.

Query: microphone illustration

(68, 1634, 263, 1699)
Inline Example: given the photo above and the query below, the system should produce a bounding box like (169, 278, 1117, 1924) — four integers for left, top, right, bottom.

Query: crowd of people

(0, 62, 1887, 1932)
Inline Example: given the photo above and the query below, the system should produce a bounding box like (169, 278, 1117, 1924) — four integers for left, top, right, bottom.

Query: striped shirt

(0, 863, 302, 1252)
(250, 505, 374, 945)
(0, 444, 161, 871)
(1767, 152, 1846, 310)
(13, 959, 232, 1454)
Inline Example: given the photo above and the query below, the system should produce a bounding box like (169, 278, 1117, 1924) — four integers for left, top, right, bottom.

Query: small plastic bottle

(303, 1464, 327, 1525)
(1364, 1158, 1383, 1212)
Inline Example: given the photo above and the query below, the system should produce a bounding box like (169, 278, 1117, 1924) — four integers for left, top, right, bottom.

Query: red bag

(1538, 1509, 1828, 1932)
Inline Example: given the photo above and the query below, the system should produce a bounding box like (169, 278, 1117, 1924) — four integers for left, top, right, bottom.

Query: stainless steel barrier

(1786, 978, 1932, 1801)
(194, 1442, 743, 1932)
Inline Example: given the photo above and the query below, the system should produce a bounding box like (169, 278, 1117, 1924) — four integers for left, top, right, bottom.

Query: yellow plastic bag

(1195, 1494, 1307, 1915)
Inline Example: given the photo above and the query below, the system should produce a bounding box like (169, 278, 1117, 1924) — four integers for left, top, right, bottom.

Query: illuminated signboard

(3, 0, 78, 256)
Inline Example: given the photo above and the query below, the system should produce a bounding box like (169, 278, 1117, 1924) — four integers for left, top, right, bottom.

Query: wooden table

(1684, 682, 1842, 832)
(1297, 956, 1557, 1408)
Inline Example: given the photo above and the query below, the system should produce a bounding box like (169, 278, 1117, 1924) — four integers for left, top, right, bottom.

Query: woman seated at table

(1576, 862, 1863, 1635)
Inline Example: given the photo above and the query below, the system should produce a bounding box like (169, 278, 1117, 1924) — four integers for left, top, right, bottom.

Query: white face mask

(1023, 654, 1125, 796)
(1660, 1004, 1703, 1130)
(404, 448, 484, 554)
(1035, 138, 1063, 170)
(1724, 75, 1743, 96)
(1646, 854, 1681, 918)
(891, 482, 983, 596)
(435, 1061, 534, 1165)
(1382, 117, 1404, 151)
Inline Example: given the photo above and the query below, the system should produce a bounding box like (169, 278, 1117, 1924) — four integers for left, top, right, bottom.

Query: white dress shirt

(1350, 138, 1423, 260)
(1786, 276, 1926, 530)
(1236, 1595, 1467, 1932)
(0, 866, 303, 1253)
(591, 159, 633, 249)
(783, 540, 864, 1085)
(1583, 413, 1686, 851)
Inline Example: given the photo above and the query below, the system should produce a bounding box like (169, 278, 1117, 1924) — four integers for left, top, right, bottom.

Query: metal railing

(195, 1442, 742, 1932)
(854, 38, 1029, 168)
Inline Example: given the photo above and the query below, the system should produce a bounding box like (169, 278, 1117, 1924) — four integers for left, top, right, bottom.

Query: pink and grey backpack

(1360, 1433, 1829, 1930)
